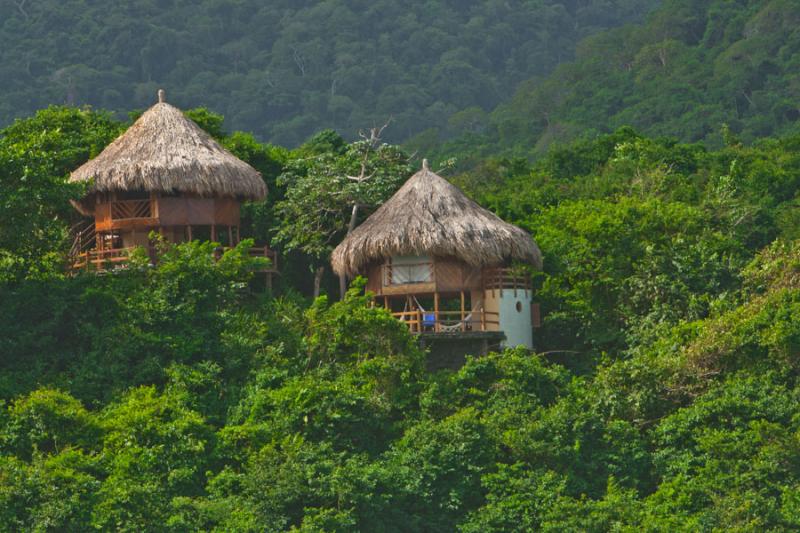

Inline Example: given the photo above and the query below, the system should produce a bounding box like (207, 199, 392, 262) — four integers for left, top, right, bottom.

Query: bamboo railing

(482, 267, 532, 292)
(72, 247, 140, 271)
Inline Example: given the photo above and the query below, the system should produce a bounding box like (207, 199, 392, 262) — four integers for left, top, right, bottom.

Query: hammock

(411, 296, 436, 328)
(439, 313, 472, 333)
(410, 295, 481, 332)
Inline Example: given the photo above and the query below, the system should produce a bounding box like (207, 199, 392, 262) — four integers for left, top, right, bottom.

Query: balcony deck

(390, 309, 500, 334)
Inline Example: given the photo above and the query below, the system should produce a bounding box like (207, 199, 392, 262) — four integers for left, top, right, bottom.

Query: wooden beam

(434, 291, 440, 332)
(380, 282, 436, 295)
(460, 291, 465, 332)
(151, 192, 159, 219)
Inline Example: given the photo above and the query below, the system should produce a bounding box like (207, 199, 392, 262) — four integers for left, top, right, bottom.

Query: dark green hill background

(429, 0, 800, 162)
(0, 0, 657, 146)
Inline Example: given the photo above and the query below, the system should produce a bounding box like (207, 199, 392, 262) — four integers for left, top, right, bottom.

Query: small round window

(516, 301, 523, 313)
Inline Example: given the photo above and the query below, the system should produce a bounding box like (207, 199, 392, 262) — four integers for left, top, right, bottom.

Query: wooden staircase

(68, 221, 96, 270)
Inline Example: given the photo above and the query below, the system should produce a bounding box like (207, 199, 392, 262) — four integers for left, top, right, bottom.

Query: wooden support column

(211, 224, 217, 242)
(434, 291, 440, 332)
(187, 225, 193, 241)
(480, 307, 486, 332)
(460, 291, 466, 332)
(151, 192, 159, 219)
(228, 226, 234, 247)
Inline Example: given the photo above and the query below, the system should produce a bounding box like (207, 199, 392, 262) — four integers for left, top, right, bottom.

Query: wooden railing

(391, 309, 500, 333)
(111, 199, 152, 220)
(69, 221, 96, 257)
(483, 267, 532, 291)
(72, 247, 143, 271)
(73, 244, 278, 273)
(381, 262, 435, 286)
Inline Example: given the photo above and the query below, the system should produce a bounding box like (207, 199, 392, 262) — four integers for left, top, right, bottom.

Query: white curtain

(388, 255, 431, 285)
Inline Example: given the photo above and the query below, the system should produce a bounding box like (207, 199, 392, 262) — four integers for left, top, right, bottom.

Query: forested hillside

(0, 0, 657, 146)
(3, 0, 800, 530)
(1, 100, 800, 529)
(429, 0, 800, 163)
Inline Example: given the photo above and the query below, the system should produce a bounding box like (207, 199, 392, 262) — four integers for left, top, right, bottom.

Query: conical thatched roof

(331, 160, 542, 276)
(70, 90, 266, 200)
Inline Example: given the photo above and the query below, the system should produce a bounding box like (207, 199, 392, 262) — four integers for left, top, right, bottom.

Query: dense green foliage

(3, 0, 800, 525)
(2, 95, 800, 529)
(0, 0, 657, 145)
(455, 127, 800, 359)
(430, 0, 800, 163)
(0, 107, 121, 279)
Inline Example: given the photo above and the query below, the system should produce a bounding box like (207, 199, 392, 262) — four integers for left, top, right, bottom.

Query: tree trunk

(339, 204, 360, 299)
(313, 266, 325, 299)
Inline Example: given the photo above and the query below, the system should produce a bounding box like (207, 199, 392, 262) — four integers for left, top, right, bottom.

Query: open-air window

(386, 255, 432, 285)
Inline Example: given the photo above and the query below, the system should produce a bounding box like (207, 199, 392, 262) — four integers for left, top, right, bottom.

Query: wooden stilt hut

(332, 160, 542, 356)
(68, 90, 276, 277)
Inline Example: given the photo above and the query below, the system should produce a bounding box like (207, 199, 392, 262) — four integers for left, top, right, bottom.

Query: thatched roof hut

(70, 90, 266, 200)
(331, 160, 542, 277)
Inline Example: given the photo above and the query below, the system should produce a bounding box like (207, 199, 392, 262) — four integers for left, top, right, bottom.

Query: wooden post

(151, 192, 159, 219)
(460, 291, 466, 332)
(211, 224, 217, 242)
(187, 225, 193, 241)
(383, 296, 389, 309)
(480, 307, 486, 331)
(434, 291, 440, 332)
(228, 226, 233, 247)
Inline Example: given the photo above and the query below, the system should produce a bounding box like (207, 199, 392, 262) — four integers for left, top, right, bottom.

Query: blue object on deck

(423, 312, 436, 327)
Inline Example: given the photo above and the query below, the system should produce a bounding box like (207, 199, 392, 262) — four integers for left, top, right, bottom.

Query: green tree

(275, 130, 411, 296)
(0, 107, 121, 279)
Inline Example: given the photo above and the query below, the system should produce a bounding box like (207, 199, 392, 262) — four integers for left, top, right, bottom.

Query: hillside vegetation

(1, 102, 800, 529)
(427, 0, 800, 163)
(3, 0, 800, 529)
(0, 0, 656, 146)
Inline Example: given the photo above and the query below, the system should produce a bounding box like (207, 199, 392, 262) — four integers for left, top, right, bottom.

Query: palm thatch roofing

(70, 90, 266, 200)
(331, 160, 542, 276)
